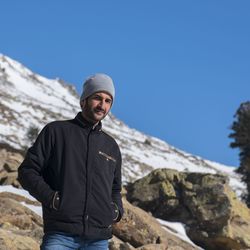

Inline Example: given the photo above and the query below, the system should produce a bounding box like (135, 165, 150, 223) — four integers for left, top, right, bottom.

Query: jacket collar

(74, 112, 102, 131)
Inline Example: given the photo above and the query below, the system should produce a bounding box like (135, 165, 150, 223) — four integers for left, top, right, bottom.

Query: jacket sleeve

(17, 124, 55, 207)
(111, 147, 124, 222)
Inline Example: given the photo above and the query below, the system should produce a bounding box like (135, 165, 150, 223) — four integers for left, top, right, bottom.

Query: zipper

(99, 151, 116, 163)
(83, 129, 92, 234)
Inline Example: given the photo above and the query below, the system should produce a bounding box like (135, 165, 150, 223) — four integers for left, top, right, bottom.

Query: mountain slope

(0, 54, 245, 196)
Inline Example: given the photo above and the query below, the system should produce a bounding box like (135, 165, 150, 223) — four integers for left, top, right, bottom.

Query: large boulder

(112, 197, 200, 250)
(0, 190, 200, 250)
(0, 228, 40, 250)
(113, 198, 168, 248)
(0, 193, 43, 241)
(127, 168, 250, 250)
(0, 192, 43, 249)
(109, 235, 136, 250)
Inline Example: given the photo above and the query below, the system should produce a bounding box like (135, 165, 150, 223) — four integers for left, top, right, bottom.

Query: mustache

(94, 107, 105, 113)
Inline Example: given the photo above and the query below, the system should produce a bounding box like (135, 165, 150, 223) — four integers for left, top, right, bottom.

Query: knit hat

(80, 73, 115, 101)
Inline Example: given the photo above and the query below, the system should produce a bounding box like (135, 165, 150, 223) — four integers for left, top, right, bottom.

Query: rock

(0, 192, 40, 206)
(0, 228, 40, 250)
(160, 225, 199, 250)
(0, 149, 8, 170)
(127, 169, 188, 221)
(113, 197, 200, 250)
(188, 185, 250, 250)
(0, 192, 43, 244)
(0, 171, 20, 187)
(0, 148, 24, 188)
(109, 235, 136, 250)
(127, 168, 250, 250)
(0, 148, 23, 172)
(136, 243, 167, 250)
(113, 198, 168, 248)
(0, 187, 200, 250)
(167, 247, 186, 250)
(0, 191, 42, 249)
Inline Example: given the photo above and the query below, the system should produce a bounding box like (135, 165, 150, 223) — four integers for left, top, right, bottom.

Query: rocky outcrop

(0, 148, 23, 187)
(127, 168, 250, 250)
(0, 192, 42, 250)
(0, 190, 200, 250)
(0, 228, 40, 250)
(113, 198, 168, 249)
(112, 197, 200, 250)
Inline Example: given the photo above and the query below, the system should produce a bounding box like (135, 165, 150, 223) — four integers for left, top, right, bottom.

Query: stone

(136, 243, 167, 250)
(0, 148, 23, 188)
(113, 198, 168, 248)
(0, 192, 40, 206)
(0, 148, 23, 172)
(0, 228, 40, 250)
(113, 197, 200, 250)
(0, 191, 43, 250)
(0, 193, 43, 242)
(109, 235, 136, 250)
(127, 168, 250, 250)
(0, 171, 20, 187)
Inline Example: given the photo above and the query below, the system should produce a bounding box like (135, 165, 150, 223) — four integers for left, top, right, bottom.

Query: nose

(98, 99, 105, 109)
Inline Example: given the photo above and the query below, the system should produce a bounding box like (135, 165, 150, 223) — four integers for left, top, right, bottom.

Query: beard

(82, 103, 107, 124)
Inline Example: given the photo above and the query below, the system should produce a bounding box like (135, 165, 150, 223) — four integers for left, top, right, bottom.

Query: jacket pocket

(51, 191, 61, 211)
(111, 202, 119, 222)
(98, 151, 116, 163)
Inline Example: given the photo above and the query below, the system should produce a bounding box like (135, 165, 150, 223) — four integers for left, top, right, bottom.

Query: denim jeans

(40, 232, 109, 250)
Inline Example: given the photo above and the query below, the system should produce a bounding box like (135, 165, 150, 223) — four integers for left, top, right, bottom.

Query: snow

(0, 54, 246, 250)
(20, 201, 42, 217)
(0, 185, 36, 201)
(0, 54, 246, 198)
(157, 219, 203, 249)
(0, 185, 42, 216)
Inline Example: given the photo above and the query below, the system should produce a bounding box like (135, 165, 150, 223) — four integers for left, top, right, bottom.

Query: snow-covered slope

(0, 54, 245, 196)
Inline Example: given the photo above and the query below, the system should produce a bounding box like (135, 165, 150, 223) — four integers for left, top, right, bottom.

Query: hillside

(0, 54, 245, 196)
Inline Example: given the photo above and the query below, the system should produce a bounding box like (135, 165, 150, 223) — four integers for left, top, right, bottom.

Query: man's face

(81, 92, 113, 124)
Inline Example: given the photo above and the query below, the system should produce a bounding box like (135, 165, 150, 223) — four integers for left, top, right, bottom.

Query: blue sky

(1, 1, 249, 167)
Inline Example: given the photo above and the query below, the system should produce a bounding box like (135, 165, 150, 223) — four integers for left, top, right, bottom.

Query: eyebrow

(93, 94, 112, 101)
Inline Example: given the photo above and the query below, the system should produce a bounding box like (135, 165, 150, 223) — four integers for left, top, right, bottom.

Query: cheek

(88, 100, 98, 109)
(105, 103, 112, 112)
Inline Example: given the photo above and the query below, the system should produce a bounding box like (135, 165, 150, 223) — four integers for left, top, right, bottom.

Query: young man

(18, 73, 123, 250)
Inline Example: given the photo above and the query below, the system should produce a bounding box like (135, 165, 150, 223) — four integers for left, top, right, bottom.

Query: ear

(80, 100, 86, 109)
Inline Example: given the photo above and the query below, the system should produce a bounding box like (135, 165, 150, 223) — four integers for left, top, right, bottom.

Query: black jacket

(18, 112, 123, 239)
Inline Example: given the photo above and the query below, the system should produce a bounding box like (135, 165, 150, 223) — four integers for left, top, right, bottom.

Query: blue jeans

(40, 232, 109, 250)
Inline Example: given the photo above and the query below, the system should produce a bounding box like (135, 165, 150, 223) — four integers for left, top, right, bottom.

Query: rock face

(0, 192, 42, 250)
(126, 168, 250, 250)
(113, 198, 168, 249)
(112, 197, 200, 250)
(0, 190, 200, 250)
(0, 147, 199, 249)
(0, 228, 40, 250)
(0, 148, 23, 188)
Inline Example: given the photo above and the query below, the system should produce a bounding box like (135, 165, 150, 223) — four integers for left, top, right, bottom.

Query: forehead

(91, 92, 112, 99)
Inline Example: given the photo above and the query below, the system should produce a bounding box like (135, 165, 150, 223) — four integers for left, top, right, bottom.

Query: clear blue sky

(1, 1, 249, 167)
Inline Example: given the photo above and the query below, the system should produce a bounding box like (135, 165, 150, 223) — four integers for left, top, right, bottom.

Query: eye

(92, 95, 102, 100)
(105, 98, 112, 104)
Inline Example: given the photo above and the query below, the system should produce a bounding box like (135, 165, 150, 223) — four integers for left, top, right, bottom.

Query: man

(18, 73, 123, 250)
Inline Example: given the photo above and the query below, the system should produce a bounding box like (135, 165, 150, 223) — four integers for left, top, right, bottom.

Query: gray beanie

(80, 73, 115, 101)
